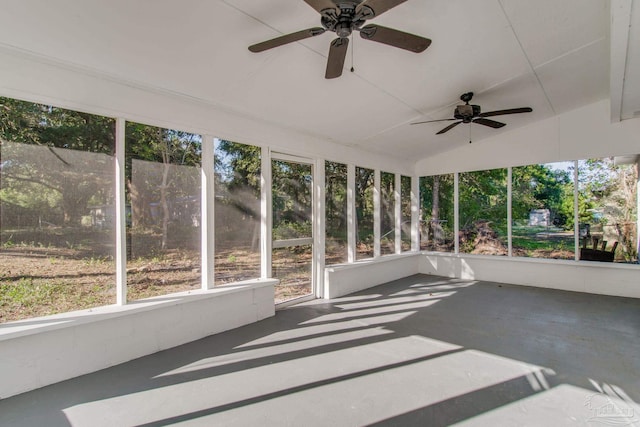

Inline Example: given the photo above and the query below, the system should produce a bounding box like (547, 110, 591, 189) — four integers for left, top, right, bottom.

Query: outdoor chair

(579, 237, 618, 262)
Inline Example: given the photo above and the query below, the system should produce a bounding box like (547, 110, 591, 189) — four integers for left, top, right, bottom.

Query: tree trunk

(61, 184, 91, 226)
(127, 180, 149, 227)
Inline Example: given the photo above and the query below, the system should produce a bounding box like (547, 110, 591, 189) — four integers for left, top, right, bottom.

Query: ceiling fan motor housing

(454, 104, 481, 122)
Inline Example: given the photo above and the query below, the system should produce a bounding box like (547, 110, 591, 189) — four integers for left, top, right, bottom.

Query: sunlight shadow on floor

(62, 340, 549, 426)
(453, 383, 640, 426)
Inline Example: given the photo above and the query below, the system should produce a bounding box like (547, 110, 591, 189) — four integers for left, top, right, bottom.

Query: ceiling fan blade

(303, 0, 338, 15)
(248, 27, 326, 53)
(473, 118, 506, 129)
(478, 107, 533, 118)
(325, 37, 349, 79)
(359, 24, 431, 53)
(436, 121, 462, 135)
(357, 0, 407, 18)
(411, 118, 457, 125)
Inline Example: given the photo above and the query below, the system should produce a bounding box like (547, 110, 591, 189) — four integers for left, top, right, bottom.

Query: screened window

(1, 97, 116, 322)
(125, 122, 201, 299)
(325, 161, 348, 264)
(380, 171, 395, 255)
(578, 158, 638, 263)
(419, 174, 454, 252)
(512, 162, 574, 259)
(356, 166, 374, 260)
(459, 168, 508, 255)
(214, 139, 261, 284)
(401, 175, 412, 251)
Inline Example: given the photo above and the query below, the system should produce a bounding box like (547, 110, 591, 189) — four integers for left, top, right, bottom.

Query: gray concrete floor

(1, 274, 639, 426)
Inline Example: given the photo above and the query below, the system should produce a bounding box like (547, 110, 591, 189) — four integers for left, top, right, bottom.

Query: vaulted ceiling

(0, 0, 637, 162)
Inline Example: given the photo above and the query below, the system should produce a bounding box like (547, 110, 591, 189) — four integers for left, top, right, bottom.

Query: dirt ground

(0, 224, 577, 323)
(0, 241, 319, 323)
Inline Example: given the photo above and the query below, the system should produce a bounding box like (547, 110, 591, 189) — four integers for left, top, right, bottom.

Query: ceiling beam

(610, 0, 633, 122)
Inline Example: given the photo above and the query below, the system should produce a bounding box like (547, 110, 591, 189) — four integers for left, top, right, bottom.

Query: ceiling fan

(248, 0, 431, 79)
(411, 92, 533, 134)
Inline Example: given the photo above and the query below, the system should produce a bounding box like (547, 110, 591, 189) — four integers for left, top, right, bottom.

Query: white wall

(0, 280, 276, 399)
(415, 99, 640, 175)
(419, 254, 640, 299)
(323, 250, 640, 302)
(324, 254, 421, 299)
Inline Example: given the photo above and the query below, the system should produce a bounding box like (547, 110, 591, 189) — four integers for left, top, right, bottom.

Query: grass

(0, 278, 114, 322)
(512, 225, 574, 258)
(511, 236, 571, 251)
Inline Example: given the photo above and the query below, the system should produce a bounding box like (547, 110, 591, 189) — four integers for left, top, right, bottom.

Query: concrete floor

(1, 274, 639, 426)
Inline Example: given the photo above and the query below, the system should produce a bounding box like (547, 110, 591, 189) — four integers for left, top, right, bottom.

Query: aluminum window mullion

(347, 164, 356, 263)
(261, 146, 272, 278)
(411, 175, 419, 252)
(507, 167, 513, 257)
(574, 160, 580, 261)
(315, 159, 325, 298)
(374, 169, 381, 258)
(395, 173, 402, 254)
(454, 172, 459, 254)
(201, 135, 215, 290)
(115, 118, 127, 305)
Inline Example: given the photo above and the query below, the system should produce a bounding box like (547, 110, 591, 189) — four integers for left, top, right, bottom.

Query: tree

(380, 171, 395, 251)
(214, 140, 261, 249)
(578, 158, 638, 261)
(125, 123, 201, 250)
(355, 167, 374, 246)
(419, 174, 454, 249)
(215, 139, 261, 197)
(512, 164, 572, 228)
(400, 175, 412, 247)
(325, 161, 347, 239)
(1, 97, 115, 227)
(272, 160, 312, 237)
(459, 168, 508, 229)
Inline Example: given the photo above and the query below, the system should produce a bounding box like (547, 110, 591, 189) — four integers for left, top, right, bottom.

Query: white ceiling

(0, 0, 635, 162)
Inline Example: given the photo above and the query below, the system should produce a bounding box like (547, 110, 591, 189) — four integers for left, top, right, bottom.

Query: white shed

(529, 209, 551, 226)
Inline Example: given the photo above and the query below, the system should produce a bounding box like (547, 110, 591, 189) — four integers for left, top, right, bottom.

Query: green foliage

(325, 161, 347, 239)
(215, 139, 261, 193)
(420, 174, 455, 249)
(0, 181, 61, 211)
(125, 123, 201, 167)
(400, 175, 412, 245)
(272, 160, 312, 231)
(512, 164, 572, 228)
(380, 171, 395, 238)
(356, 167, 374, 237)
(1, 97, 117, 226)
(273, 221, 312, 240)
(1, 97, 115, 153)
(459, 168, 508, 229)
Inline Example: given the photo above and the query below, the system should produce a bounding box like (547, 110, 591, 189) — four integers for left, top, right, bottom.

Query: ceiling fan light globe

(336, 23, 353, 37)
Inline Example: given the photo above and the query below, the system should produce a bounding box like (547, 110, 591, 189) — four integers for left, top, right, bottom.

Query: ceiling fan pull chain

(350, 34, 355, 72)
(469, 122, 472, 144)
